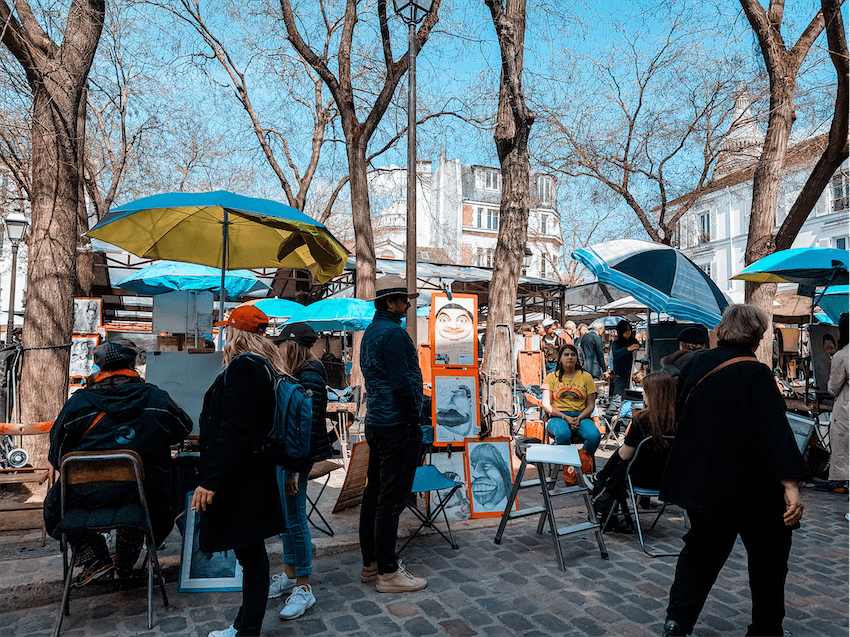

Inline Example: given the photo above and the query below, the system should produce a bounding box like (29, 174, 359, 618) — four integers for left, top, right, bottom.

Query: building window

(836, 237, 847, 250)
(541, 215, 547, 234)
(487, 209, 499, 230)
(541, 256, 546, 277)
(699, 262, 713, 280)
(477, 169, 501, 191)
(832, 168, 849, 212)
(698, 212, 712, 244)
(477, 207, 484, 228)
(537, 175, 554, 202)
(485, 249, 495, 268)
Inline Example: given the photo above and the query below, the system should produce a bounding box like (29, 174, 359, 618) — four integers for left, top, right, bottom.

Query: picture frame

(464, 438, 517, 519)
(73, 297, 103, 334)
(429, 450, 471, 521)
(431, 368, 479, 447)
(178, 491, 243, 592)
(69, 334, 100, 378)
(430, 293, 477, 368)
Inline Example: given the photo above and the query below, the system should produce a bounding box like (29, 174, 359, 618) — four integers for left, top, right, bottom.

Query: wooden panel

(62, 451, 144, 485)
(332, 441, 369, 513)
(0, 421, 53, 435)
(517, 350, 544, 387)
(418, 343, 432, 386)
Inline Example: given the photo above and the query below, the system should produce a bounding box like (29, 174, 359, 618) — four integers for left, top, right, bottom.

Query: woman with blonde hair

(268, 322, 333, 620)
(193, 305, 286, 637)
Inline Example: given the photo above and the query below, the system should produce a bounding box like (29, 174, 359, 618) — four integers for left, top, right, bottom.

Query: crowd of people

(42, 278, 846, 637)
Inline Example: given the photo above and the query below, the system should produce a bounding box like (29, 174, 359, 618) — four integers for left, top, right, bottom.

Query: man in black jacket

(45, 340, 192, 585)
(359, 275, 426, 593)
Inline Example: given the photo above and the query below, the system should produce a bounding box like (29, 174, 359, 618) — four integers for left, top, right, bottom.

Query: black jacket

(197, 354, 285, 552)
(292, 359, 333, 469)
(579, 331, 606, 379)
(361, 310, 423, 428)
(660, 345, 807, 518)
(44, 373, 192, 542)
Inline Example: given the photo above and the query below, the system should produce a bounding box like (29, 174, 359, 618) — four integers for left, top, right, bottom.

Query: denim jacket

(360, 309, 423, 428)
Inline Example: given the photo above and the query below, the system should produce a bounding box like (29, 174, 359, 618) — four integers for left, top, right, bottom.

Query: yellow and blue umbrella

(731, 247, 848, 287)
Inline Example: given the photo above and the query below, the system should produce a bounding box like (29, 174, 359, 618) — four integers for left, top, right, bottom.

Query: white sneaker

(375, 560, 427, 593)
(279, 584, 316, 620)
(208, 626, 237, 637)
(268, 572, 297, 599)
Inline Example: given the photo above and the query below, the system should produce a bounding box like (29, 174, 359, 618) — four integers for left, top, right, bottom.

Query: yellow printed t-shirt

(544, 370, 596, 413)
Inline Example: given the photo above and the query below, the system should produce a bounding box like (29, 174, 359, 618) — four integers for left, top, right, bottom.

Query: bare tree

(279, 0, 442, 301)
(481, 0, 534, 439)
(535, 11, 745, 246)
(738, 0, 836, 362)
(0, 0, 105, 473)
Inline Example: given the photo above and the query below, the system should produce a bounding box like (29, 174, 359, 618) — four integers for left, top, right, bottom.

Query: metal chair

(398, 465, 464, 555)
(494, 443, 608, 570)
(602, 436, 687, 557)
(53, 450, 168, 637)
(306, 460, 344, 536)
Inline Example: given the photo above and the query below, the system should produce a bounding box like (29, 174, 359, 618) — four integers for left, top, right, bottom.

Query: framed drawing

(429, 450, 471, 521)
(464, 438, 517, 519)
(432, 368, 479, 446)
(73, 297, 102, 334)
(178, 491, 243, 592)
(430, 293, 477, 367)
(69, 335, 100, 378)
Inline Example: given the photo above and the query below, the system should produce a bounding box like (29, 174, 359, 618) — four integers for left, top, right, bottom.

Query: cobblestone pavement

(0, 484, 846, 637)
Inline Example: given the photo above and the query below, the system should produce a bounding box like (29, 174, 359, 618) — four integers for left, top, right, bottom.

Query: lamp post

(5, 211, 28, 345)
(393, 0, 434, 343)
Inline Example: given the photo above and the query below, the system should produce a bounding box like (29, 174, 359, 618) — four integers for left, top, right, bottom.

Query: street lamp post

(393, 0, 434, 343)
(5, 211, 28, 345)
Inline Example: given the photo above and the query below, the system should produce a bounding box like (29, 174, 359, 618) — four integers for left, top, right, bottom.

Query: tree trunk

(483, 0, 534, 439)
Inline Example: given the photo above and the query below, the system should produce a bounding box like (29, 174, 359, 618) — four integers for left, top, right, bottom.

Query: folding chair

(398, 465, 464, 555)
(306, 460, 344, 536)
(602, 436, 687, 557)
(53, 451, 168, 637)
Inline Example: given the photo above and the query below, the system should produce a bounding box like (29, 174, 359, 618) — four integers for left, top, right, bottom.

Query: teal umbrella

(816, 285, 848, 324)
(240, 298, 305, 318)
(118, 261, 268, 297)
(284, 298, 375, 332)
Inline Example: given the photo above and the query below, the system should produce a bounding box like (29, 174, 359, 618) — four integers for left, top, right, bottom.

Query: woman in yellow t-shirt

(541, 343, 601, 454)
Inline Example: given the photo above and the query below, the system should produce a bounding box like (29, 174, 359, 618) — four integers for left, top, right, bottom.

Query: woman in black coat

(193, 306, 286, 637)
(267, 322, 333, 620)
(659, 304, 806, 637)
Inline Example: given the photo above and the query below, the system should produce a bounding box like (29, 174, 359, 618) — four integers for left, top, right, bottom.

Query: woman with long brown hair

(268, 323, 333, 621)
(193, 305, 286, 637)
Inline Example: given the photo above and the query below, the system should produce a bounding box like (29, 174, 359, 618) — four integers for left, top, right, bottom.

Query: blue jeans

(546, 412, 601, 454)
(276, 466, 313, 577)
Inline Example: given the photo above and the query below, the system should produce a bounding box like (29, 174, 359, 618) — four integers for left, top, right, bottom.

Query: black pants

(359, 421, 421, 574)
(232, 543, 269, 637)
(666, 508, 793, 636)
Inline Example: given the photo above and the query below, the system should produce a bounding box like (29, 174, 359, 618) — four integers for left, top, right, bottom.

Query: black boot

(662, 619, 687, 637)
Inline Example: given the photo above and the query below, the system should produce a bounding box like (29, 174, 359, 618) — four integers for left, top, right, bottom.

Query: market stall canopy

(561, 282, 628, 307)
(572, 239, 729, 328)
(730, 247, 849, 287)
(239, 297, 305, 319)
(117, 261, 269, 297)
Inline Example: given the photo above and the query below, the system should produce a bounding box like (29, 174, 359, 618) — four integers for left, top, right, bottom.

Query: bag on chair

(562, 449, 594, 486)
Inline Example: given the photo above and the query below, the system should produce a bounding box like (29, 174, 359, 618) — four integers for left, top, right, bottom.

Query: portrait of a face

(465, 440, 515, 518)
(69, 336, 99, 377)
(432, 294, 477, 367)
(433, 373, 478, 445)
(73, 298, 102, 333)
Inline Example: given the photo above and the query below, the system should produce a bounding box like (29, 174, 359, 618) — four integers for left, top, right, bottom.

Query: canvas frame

(463, 438, 517, 519)
(431, 368, 479, 447)
(69, 334, 100, 378)
(430, 293, 478, 368)
(73, 297, 103, 334)
(178, 491, 243, 592)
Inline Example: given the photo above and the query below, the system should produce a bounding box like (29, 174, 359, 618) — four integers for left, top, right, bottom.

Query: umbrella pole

(218, 209, 230, 351)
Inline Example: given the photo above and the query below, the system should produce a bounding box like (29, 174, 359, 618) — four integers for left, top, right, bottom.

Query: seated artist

(45, 341, 192, 585)
(542, 344, 601, 457)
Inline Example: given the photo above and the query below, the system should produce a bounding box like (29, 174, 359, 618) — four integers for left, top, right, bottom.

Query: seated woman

(542, 344, 601, 456)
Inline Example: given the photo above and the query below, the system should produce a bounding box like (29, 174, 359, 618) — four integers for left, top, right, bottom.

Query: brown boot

(376, 562, 427, 593)
(360, 562, 378, 583)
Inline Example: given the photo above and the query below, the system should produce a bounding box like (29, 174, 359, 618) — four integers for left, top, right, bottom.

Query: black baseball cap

(273, 322, 318, 347)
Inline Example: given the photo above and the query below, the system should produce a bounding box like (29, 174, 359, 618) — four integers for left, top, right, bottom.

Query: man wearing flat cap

(45, 340, 192, 585)
(358, 275, 427, 593)
(660, 327, 709, 384)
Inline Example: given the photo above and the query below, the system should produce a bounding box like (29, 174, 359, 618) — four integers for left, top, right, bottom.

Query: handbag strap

(682, 356, 756, 409)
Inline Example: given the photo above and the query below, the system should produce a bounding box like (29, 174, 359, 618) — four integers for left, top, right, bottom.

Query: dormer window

(476, 169, 501, 191)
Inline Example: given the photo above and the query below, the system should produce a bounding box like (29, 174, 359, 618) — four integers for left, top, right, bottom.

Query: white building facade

(372, 153, 562, 278)
(674, 96, 848, 303)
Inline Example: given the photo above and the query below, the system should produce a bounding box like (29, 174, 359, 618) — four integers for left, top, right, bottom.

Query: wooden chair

(53, 450, 168, 637)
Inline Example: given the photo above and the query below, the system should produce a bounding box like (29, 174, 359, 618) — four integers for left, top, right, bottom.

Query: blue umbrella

(118, 261, 269, 297)
(815, 285, 848, 324)
(284, 298, 376, 332)
(597, 316, 627, 328)
(241, 297, 305, 318)
(731, 247, 848, 287)
(573, 239, 729, 328)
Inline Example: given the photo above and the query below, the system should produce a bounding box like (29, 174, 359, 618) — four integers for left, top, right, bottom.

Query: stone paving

(0, 482, 846, 637)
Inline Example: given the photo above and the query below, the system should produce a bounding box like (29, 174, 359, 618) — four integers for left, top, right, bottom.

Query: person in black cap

(44, 340, 192, 585)
(660, 327, 709, 385)
(359, 275, 427, 593)
(268, 322, 333, 620)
